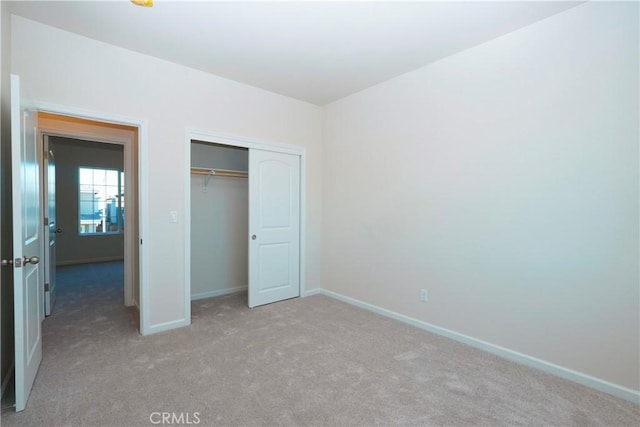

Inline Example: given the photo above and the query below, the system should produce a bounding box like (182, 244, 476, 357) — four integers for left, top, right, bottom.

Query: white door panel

(25, 266, 40, 356)
(11, 74, 43, 412)
(259, 242, 291, 291)
(249, 150, 300, 308)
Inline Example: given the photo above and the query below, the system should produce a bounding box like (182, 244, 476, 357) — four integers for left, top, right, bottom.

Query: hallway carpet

(1, 263, 638, 426)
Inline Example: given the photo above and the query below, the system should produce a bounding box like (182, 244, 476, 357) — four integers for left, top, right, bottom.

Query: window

(79, 167, 124, 235)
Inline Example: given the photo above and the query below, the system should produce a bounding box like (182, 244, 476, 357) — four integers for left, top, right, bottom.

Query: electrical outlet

(420, 289, 429, 302)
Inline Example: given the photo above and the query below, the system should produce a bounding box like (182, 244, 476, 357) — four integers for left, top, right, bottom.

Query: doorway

(8, 78, 149, 412)
(38, 112, 141, 324)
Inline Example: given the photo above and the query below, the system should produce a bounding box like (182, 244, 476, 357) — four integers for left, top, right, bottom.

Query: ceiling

(8, 1, 581, 105)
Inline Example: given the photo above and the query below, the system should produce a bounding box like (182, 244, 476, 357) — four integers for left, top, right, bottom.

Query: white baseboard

(302, 288, 322, 297)
(1, 360, 14, 400)
(57, 256, 124, 266)
(317, 288, 640, 404)
(144, 318, 190, 336)
(124, 298, 137, 308)
(144, 287, 247, 335)
(191, 286, 247, 301)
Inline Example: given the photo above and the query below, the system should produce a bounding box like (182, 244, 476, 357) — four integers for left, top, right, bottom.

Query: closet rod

(191, 167, 248, 178)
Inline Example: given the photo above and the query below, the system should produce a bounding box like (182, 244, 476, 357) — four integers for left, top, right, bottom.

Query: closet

(190, 141, 249, 300)
(188, 136, 302, 309)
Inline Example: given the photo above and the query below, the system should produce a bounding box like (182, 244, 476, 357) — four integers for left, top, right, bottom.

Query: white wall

(51, 137, 125, 265)
(191, 142, 248, 299)
(323, 2, 639, 392)
(11, 16, 323, 332)
(0, 0, 13, 396)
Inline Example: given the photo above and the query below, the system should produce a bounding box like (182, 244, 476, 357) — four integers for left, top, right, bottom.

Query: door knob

(1, 259, 13, 267)
(251, 235, 257, 240)
(23, 256, 40, 265)
(55, 228, 62, 234)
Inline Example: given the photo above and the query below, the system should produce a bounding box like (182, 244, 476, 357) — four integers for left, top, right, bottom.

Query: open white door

(44, 135, 57, 315)
(11, 74, 43, 412)
(248, 149, 300, 308)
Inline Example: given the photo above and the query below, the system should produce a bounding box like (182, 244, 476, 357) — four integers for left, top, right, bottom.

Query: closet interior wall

(190, 141, 249, 300)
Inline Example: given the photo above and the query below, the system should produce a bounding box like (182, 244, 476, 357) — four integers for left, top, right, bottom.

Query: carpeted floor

(1, 261, 638, 426)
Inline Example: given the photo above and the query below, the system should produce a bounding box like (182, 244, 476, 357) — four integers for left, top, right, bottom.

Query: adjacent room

(0, 1, 637, 425)
(49, 136, 131, 331)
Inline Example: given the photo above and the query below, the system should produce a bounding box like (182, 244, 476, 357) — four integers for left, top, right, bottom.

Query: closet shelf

(191, 167, 248, 179)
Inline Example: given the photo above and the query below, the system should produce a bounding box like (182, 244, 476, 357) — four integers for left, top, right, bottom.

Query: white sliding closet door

(248, 149, 300, 308)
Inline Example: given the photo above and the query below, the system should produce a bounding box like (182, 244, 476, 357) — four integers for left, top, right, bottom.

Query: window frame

(78, 166, 125, 236)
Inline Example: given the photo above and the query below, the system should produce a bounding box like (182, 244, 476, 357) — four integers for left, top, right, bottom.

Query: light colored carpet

(1, 261, 638, 426)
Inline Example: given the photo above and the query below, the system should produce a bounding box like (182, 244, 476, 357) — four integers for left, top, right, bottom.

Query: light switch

(169, 210, 178, 223)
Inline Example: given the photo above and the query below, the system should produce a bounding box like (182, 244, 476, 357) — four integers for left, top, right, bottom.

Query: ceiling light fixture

(131, 0, 153, 7)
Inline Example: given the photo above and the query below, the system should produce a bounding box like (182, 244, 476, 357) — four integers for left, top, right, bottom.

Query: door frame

(184, 128, 306, 318)
(33, 101, 151, 335)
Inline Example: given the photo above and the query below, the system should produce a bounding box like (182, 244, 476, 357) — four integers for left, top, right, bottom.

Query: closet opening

(190, 141, 249, 302)
(185, 131, 304, 319)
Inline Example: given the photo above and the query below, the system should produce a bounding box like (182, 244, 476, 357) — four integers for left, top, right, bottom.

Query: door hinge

(44, 283, 50, 292)
(44, 217, 49, 226)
